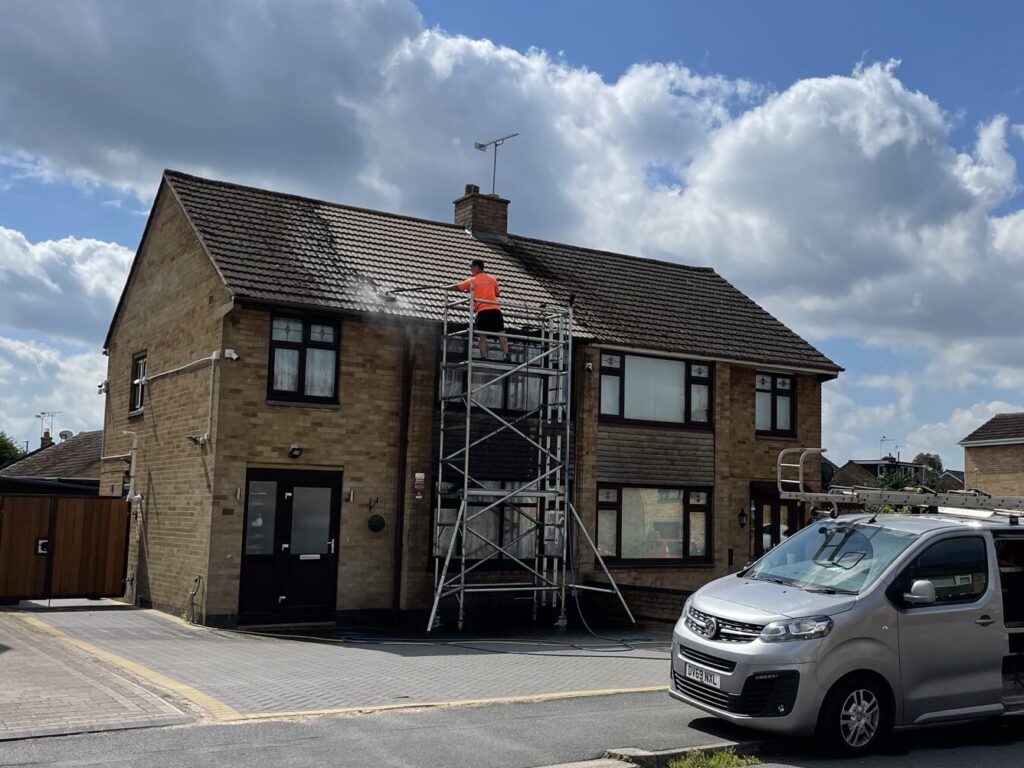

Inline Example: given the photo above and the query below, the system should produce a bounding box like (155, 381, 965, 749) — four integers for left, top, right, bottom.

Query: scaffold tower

(427, 285, 634, 631)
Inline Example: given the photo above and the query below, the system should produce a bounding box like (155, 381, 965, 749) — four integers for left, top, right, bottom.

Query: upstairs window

(755, 372, 795, 437)
(599, 352, 712, 427)
(129, 353, 146, 414)
(443, 342, 544, 414)
(268, 316, 339, 403)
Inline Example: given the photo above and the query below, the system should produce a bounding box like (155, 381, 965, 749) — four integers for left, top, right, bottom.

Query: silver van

(670, 510, 1024, 754)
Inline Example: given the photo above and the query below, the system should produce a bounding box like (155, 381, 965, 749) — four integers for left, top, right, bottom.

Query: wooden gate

(0, 496, 130, 601)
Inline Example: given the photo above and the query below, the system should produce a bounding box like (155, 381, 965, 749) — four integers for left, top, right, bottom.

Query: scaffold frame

(427, 285, 634, 631)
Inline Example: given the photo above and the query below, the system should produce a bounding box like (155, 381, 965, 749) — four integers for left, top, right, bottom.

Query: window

(755, 372, 795, 436)
(434, 480, 541, 562)
(599, 352, 712, 427)
(129, 353, 146, 413)
(891, 536, 989, 606)
(596, 485, 712, 563)
(268, 316, 339, 403)
(444, 341, 544, 413)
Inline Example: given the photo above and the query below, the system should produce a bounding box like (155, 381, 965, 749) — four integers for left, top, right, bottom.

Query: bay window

(599, 352, 712, 426)
(596, 485, 712, 563)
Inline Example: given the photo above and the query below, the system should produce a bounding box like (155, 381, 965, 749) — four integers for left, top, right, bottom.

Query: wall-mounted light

(288, 444, 304, 459)
(738, 508, 748, 528)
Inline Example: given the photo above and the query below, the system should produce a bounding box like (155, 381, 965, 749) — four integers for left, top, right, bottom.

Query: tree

(912, 452, 949, 490)
(0, 431, 25, 468)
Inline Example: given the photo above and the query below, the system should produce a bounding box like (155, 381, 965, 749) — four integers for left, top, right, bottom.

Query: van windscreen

(745, 521, 920, 593)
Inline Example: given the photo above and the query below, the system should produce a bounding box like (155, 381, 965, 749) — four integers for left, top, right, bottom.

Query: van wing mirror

(904, 579, 937, 605)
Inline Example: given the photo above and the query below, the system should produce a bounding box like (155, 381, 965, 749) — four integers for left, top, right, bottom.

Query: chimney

(41, 430, 54, 449)
(454, 184, 509, 239)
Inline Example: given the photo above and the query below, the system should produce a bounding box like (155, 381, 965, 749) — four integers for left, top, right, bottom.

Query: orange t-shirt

(456, 272, 500, 312)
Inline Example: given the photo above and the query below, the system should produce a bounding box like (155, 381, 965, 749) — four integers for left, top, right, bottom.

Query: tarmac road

(0, 691, 1021, 768)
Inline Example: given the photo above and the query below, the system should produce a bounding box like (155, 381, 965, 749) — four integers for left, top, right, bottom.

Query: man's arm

(454, 277, 472, 292)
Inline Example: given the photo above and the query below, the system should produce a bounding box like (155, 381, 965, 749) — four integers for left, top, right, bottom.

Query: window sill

(128, 409, 145, 420)
(755, 432, 798, 441)
(266, 399, 341, 409)
(601, 560, 715, 569)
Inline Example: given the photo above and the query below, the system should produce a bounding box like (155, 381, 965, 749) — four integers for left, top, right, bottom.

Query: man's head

(470, 259, 485, 275)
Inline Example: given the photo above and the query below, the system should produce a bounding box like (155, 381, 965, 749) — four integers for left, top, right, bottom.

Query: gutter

(391, 329, 415, 617)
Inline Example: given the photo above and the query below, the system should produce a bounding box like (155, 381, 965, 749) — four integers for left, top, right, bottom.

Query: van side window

(892, 536, 988, 607)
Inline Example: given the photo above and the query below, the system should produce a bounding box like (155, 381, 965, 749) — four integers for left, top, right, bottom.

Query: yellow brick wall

(101, 187, 231, 618)
(964, 444, 1024, 495)
(209, 310, 439, 620)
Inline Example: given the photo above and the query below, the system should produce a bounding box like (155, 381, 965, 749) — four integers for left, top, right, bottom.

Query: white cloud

(0, 336, 106, 449)
(0, 227, 132, 344)
(905, 400, 1024, 469)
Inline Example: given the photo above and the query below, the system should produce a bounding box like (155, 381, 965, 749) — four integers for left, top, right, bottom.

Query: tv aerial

(474, 132, 519, 195)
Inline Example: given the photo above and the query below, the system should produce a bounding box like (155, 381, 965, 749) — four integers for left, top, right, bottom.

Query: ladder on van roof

(777, 447, 1024, 519)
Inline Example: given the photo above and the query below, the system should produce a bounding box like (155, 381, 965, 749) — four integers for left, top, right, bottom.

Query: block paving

(0, 609, 190, 741)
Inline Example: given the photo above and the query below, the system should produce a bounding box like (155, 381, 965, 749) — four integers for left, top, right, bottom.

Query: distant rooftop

(0, 430, 103, 479)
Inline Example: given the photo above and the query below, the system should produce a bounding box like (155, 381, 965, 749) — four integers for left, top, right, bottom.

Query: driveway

(7, 601, 670, 723)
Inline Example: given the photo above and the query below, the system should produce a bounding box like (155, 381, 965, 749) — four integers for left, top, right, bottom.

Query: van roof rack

(777, 447, 1024, 519)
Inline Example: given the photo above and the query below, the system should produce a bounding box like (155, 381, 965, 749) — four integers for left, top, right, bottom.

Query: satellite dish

(58, 430, 73, 442)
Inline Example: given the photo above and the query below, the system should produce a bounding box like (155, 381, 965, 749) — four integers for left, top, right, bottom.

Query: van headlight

(760, 616, 833, 642)
(682, 595, 693, 617)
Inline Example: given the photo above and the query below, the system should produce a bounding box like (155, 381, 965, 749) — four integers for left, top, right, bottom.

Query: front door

(889, 534, 1005, 724)
(751, 496, 803, 559)
(239, 469, 341, 623)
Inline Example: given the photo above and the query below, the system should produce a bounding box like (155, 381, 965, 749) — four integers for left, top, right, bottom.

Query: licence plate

(684, 662, 721, 689)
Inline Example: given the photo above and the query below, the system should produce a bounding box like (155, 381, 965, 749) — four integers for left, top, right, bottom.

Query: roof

(960, 413, 1024, 446)
(941, 469, 965, 482)
(0, 431, 103, 479)
(139, 170, 841, 375)
(832, 461, 879, 488)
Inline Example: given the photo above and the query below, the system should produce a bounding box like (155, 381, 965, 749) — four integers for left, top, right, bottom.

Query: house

(834, 456, 925, 486)
(100, 170, 842, 627)
(961, 413, 1024, 495)
(0, 430, 103, 495)
(938, 469, 965, 490)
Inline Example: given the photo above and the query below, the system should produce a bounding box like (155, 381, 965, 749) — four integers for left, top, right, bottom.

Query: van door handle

(976, 615, 995, 627)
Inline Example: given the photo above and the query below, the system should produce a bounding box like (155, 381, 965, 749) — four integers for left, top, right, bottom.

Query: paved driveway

(19, 603, 671, 721)
(0, 608, 190, 741)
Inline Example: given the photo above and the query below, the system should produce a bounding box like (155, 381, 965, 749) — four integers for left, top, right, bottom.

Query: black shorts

(475, 309, 504, 333)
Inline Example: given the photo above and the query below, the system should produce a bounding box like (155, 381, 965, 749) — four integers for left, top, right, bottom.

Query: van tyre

(817, 676, 892, 756)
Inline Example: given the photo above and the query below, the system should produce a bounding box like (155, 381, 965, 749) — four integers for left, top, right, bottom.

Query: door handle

(281, 543, 290, 551)
(976, 615, 995, 627)
(327, 539, 335, 554)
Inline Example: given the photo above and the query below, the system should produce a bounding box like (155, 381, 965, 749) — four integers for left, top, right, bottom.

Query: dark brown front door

(239, 470, 341, 623)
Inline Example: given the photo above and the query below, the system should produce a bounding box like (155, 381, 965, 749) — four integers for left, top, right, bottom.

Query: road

(0, 692, 1021, 768)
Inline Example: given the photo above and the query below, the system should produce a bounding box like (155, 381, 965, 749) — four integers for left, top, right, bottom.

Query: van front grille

(686, 606, 764, 643)
(679, 643, 737, 673)
(672, 671, 730, 710)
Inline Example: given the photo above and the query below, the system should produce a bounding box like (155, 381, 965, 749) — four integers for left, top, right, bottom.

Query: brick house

(0, 430, 103, 494)
(101, 170, 841, 627)
(961, 413, 1024, 495)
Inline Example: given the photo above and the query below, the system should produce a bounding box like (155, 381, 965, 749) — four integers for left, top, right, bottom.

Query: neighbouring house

(938, 469, 965, 490)
(834, 456, 925, 486)
(961, 413, 1024, 495)
(0, 430, 103, 495)
(100, 170, 842, 627)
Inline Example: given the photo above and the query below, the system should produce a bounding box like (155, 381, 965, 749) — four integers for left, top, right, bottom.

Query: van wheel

(817, 676, 892, 756)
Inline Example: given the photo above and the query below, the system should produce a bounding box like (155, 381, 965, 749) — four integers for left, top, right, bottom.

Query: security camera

(584, 361, 594, 372)
(288, 445, 304, 459)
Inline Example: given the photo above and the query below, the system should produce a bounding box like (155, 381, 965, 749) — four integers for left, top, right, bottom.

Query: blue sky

(2, 0, 1024, 468)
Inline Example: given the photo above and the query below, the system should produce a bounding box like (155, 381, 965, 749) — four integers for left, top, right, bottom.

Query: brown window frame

(598, 351, 713, 429)
(596, 483, 714, 567)
(755, 371, 796, 438)
(267, 314, 341, 404)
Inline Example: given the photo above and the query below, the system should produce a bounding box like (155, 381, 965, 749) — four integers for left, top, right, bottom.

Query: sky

(2, 0, 1024, 469)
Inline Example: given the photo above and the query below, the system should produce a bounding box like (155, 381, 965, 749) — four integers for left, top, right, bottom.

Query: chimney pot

(465, 184, 480, 196)
(41, 430, 54, 449)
